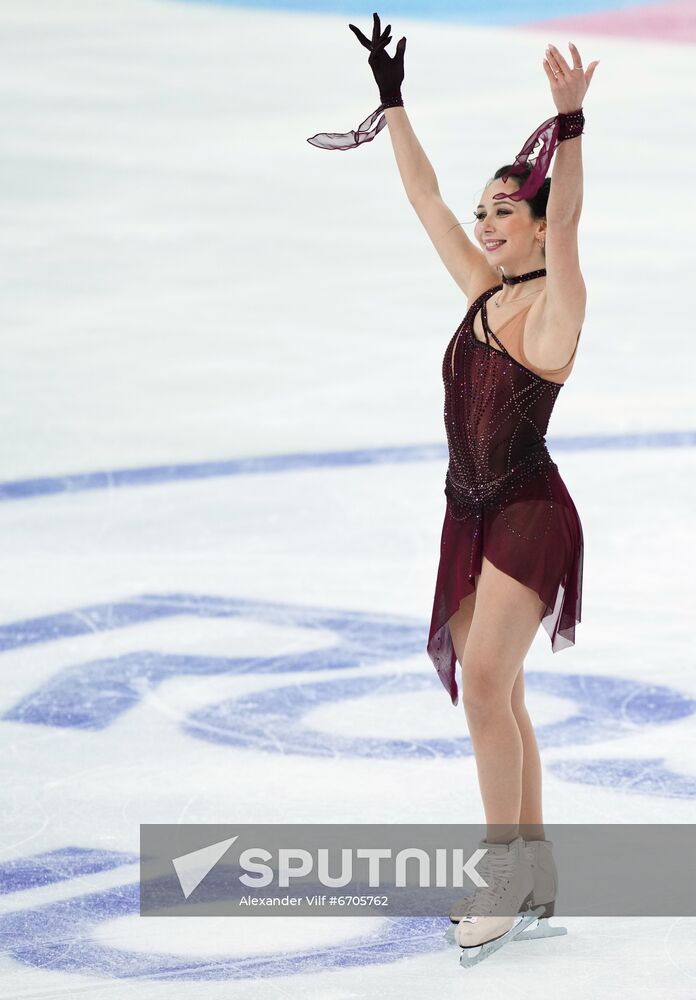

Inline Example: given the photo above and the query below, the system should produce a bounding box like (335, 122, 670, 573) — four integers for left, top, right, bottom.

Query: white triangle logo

(172, 835, 238, 899)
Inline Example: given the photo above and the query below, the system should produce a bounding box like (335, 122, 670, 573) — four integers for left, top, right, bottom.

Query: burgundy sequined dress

(427, 283, 584, 706)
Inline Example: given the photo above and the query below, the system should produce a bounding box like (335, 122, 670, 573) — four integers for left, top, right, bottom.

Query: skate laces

(460, 848, 520, 921)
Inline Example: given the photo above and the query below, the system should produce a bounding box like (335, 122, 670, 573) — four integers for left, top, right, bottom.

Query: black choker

(501, 267, 546, 285)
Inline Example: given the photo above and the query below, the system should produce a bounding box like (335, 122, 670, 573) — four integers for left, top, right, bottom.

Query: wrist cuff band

(558, 107, 584, 141)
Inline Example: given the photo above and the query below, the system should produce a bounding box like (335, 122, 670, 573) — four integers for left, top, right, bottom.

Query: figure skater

(308, 13, 599, 966)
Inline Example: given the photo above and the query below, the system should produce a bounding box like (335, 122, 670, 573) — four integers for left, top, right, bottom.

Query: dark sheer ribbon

(494, 108, 585, 202)
(307, 105, 583, 202)
(307, 104, 389, 150)
(493, 115, 561, 202)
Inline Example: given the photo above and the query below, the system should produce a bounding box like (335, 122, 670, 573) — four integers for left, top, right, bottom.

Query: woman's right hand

(348, 12, 407, 106)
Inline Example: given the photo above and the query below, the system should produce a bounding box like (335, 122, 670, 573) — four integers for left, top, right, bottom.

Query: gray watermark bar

(139, 823, 696, 917)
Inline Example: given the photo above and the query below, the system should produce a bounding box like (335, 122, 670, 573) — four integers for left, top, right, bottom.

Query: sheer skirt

(427, 461, 583, 706)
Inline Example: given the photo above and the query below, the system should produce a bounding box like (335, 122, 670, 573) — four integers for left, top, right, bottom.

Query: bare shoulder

(464, 263, 501, 311)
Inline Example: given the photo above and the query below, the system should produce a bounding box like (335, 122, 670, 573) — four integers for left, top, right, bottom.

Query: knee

(510, 690, 529, 722)
(461, 660, 510, 721)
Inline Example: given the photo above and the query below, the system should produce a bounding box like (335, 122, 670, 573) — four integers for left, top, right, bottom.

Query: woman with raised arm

(308, 13, 599, 967)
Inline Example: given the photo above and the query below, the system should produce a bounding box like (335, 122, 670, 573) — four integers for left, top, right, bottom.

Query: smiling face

(474, 177, 547, 275)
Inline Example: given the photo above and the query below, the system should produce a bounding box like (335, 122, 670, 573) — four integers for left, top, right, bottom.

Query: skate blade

(458, 908, 545, 967)
(513, 917, 568, 940)
(445, 908, 564, 947)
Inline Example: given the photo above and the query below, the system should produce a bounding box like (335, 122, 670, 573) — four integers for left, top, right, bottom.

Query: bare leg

(447, 588, 476, 663)
(448, 575, 546, 840)
(511, 668, 546, 842)
(460, 556, 545, 844)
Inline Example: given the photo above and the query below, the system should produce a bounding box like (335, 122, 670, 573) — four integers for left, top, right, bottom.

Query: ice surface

(1, 1, 695, 996)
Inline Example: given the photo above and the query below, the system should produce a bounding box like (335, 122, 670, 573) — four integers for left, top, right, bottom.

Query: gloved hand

(348, 12, 407, 107)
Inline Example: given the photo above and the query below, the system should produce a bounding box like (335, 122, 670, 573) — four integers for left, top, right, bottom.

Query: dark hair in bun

(492, 165, 551, 219)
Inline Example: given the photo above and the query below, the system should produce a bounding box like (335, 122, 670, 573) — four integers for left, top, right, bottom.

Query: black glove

(348, 12, 407, 108)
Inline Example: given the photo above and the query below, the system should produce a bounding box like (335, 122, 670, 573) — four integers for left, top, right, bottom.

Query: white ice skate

(453, 835, 541, 967)
(446, 837, 567, 950)
(513, 838, 568, 941)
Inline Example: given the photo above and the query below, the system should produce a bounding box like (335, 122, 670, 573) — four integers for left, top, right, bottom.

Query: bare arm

(533, 41, 599, 366)
(383, 106, 497, 297)
(546, 134, 583, 223)
(383, 105, 439, 202)
(536, 134, 586, 367)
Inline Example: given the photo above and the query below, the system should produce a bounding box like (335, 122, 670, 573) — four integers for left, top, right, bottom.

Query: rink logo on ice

(2, 593, 696, 798)
(140, 823, 696, 918)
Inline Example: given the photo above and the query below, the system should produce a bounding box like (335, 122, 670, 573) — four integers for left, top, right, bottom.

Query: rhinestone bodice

(442, 285, 561, 520)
